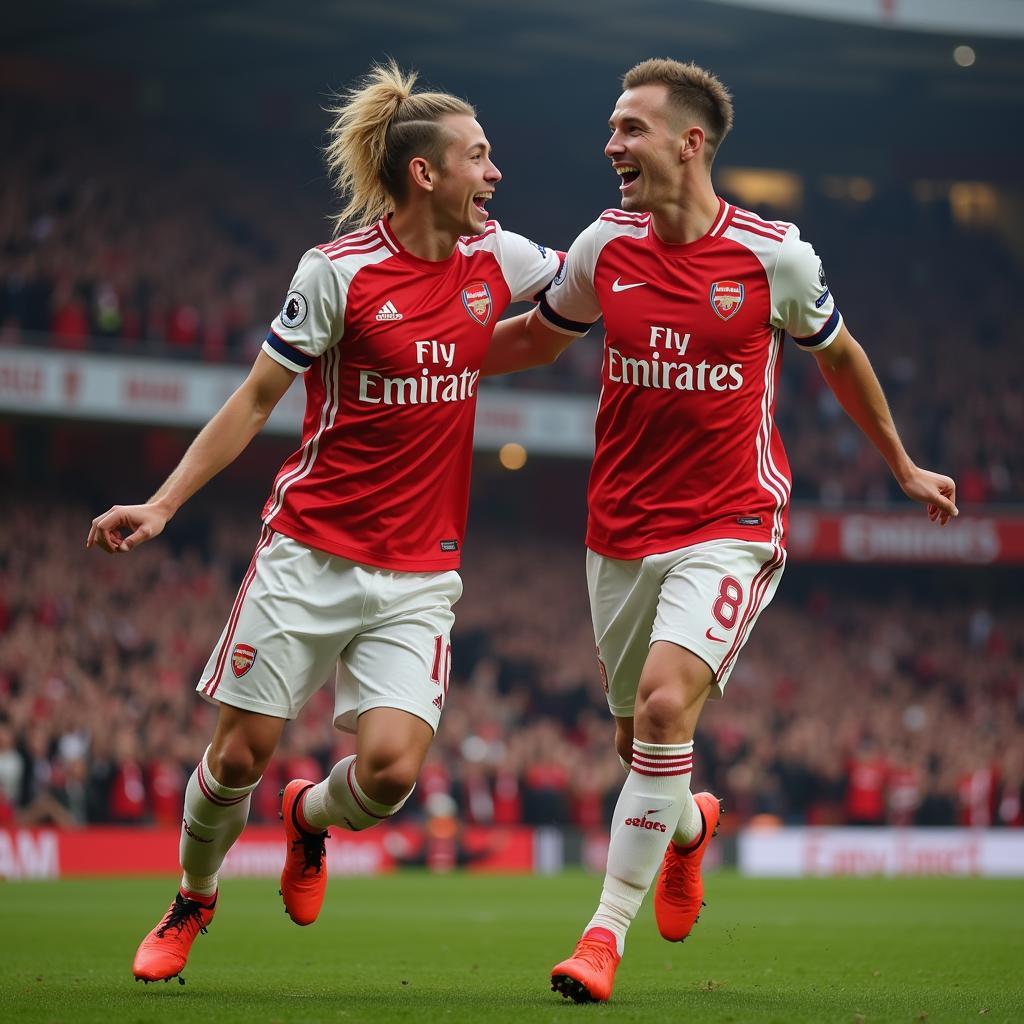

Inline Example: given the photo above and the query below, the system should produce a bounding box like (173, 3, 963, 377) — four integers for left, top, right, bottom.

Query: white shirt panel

(264, 244, 394, 373)
(772, 228, 843, 350)
(540, 215, 649, 335)
(459, 224, 561, 303)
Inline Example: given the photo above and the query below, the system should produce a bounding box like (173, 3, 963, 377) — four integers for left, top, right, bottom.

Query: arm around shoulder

(482, 307, 578, 377)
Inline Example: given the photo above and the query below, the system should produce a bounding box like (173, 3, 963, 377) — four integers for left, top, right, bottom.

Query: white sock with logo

(179, 747, 259, 897)
(301, 755, 413, 831)
(586, 739, 694, 955)
(622, 747, 702, 847)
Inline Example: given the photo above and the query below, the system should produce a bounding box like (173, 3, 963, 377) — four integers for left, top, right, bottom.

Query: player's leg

(558, 642, 711, 987)
(182, 706, 286, 893)
(280, 564, 461, 924)
(597, 663, 715, 930)
(651, 539, 784, 942)
(134, 529, 336, 980)
(552, 551, 660, 1003)
(133, 705, 286, 983)
(634, 641, 719, 941)
(300, 706, 432, 827)
(279, 706, 432, 925)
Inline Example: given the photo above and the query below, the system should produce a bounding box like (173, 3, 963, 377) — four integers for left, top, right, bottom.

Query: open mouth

(472, 192, 492, 212)
(615, 165, 641, 190)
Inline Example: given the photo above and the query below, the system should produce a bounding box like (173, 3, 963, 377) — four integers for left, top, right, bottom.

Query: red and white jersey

(261, 216, 560, 571)
(539, 198, 842, 559)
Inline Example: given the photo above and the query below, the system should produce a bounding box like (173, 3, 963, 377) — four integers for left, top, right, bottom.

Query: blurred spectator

(108, 732, 147, 823)
(845, 738, 888, 826)
(0, 722, 23, 826)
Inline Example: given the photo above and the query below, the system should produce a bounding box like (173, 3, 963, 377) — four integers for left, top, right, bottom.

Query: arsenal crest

(462, 281, 492, 326)
(231, 643, 257, 678)
(710, 280, 744, 321)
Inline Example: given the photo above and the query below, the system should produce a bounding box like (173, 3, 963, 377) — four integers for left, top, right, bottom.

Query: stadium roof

(5, 0, 1024, 185)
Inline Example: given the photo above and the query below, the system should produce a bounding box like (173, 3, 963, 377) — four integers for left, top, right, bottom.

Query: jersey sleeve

(772, 228, 843, 351)
(263, 248, 344, 373)
(536, 220, 602, 336)
(491, 225, 563, 304)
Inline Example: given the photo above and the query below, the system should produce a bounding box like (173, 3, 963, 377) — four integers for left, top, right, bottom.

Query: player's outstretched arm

(87, 352, 296, 553)
(813, 325, 958, 525)
(482, 308, 576, 377)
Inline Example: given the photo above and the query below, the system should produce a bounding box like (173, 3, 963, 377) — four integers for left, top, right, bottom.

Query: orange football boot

(550, 927, 621, 1003)
(279, 779, 329, 926)
(132, 889, 217, 983)
(654, 791, 723, 942)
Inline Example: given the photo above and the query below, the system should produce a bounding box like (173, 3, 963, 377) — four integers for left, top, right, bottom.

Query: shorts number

(431, 634, 452, 699)
(712, 576, 744, 630)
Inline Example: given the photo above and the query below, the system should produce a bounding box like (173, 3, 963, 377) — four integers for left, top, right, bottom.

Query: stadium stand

(1, 499, 1020, 831)
(2, 106, 1020, 503)
(2, 44, 1021, 847)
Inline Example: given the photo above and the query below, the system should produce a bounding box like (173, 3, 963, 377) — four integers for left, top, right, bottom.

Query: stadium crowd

(1, 500, 1021, 833)
(3, 105, 1020, 836)
(1, 108, 1022, 505)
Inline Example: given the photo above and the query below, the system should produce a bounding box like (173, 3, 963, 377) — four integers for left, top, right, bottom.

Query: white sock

(179, 747, 258, 896)
(301, 755, 412, 831)
(586, 739, 694, 955)
(623, 748, 701, 847)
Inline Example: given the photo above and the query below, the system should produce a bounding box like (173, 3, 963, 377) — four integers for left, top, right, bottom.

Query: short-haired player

(485, 58, 957, 1003)
(88, 62, 562, 984)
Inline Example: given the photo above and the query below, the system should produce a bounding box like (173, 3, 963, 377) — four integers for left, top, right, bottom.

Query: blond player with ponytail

(89, 62, 563, 984)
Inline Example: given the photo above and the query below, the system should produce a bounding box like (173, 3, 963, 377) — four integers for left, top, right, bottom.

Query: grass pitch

(0, 871, 1020, 1023)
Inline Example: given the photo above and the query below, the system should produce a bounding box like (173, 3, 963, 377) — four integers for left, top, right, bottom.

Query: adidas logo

(375, 300, 403, 322)
(432, 695, 443, 711)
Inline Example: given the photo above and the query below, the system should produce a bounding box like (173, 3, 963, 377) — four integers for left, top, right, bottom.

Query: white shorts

(588, 538, 785, 718)
(197, 528, 462, 733)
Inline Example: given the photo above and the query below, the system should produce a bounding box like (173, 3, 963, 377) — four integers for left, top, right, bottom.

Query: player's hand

(898, 467, 958, 526)
(86, 503, 169, 553)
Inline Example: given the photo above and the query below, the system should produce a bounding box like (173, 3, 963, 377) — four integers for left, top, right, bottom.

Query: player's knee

(359, 751, 419, 806)
(208, 735, 271, 788)
(635, 683, 689, 737)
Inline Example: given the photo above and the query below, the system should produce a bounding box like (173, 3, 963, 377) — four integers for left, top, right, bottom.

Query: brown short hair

(622, 58, 734, 165)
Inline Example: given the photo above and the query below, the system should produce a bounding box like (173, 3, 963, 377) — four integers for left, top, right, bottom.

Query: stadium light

(499, 443, 527, 470)
(953, 45, 976, 67)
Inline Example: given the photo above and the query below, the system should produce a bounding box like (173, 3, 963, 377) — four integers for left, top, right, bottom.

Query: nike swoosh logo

(705, 627, 728, 644)
(183, 823, 213, 843)
(611, 277, 646, 292)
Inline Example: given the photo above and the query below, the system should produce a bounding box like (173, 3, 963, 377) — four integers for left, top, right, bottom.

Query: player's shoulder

(596, 208, 651, 237)
(296, 222, 399, 292)
(458, 219, 501, 252)
(458, 220, 555, 270)
(314, 221, 397, 267)
(721, 203, 796, 249)
(563, 210, 650, 255)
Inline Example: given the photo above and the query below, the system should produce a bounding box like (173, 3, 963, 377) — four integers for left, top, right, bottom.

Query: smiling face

(605, 83, 697, 214)
(429, 114, 502, 236)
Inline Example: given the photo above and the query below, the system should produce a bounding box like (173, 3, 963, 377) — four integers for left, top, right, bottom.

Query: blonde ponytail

(325, 60, 474, 234)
